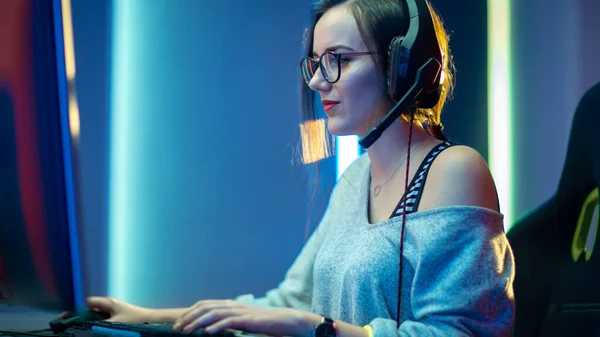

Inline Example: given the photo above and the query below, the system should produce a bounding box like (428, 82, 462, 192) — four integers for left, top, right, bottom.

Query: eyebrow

(312, 44, 356, 56)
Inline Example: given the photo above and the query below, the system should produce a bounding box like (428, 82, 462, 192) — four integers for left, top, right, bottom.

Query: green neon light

(487, 0, 513, 230)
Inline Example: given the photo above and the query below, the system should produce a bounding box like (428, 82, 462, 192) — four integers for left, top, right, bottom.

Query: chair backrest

(508, 82, 600, 336)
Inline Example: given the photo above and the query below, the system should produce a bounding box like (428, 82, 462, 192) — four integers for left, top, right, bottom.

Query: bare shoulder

(418, 144, 500, 212)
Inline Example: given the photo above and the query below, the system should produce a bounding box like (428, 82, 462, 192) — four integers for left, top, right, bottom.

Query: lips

(322, 100, 340, 112)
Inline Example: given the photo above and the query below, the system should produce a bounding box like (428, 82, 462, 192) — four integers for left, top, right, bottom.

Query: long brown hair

(299, 0, 455, 234)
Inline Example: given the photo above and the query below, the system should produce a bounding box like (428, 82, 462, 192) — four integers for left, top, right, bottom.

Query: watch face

(316, 323, 337, 337)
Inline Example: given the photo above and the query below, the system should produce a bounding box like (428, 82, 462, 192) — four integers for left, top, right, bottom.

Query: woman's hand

(60, 297, 154, 323)
(172, 299, 321, 337)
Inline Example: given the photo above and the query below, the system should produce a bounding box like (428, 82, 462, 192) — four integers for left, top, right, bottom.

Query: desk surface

(0, 306, 58, 330)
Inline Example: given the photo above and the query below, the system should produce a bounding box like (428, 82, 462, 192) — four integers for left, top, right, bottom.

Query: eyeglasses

(300, 51, 378, 85)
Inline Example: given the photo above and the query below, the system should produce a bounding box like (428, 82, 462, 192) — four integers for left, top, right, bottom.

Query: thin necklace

(371, 139, 429, 197)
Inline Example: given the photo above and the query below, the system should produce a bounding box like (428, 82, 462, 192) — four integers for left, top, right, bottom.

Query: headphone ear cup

(386, 36, 405, 103)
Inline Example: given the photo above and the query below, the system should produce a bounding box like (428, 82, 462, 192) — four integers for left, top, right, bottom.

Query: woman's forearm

(149, 307, 189, 323)
(335, 320, 371, 337)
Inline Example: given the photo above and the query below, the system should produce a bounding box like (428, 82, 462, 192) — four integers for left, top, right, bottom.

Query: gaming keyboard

(85, 321, 237, 337)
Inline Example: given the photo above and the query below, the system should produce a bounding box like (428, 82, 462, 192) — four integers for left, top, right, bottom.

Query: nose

(308, 66, 332, 93)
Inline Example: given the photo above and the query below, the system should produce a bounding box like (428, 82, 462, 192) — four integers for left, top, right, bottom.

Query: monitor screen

(0, 0, 86, 313)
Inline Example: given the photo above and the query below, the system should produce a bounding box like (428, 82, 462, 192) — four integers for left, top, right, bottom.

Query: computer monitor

(0, 0, 87, 314)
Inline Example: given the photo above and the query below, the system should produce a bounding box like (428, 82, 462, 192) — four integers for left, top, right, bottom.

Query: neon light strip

(487, 0, 512, 230)
(108, 0, 132, 300)
(336, 136, 360, 180)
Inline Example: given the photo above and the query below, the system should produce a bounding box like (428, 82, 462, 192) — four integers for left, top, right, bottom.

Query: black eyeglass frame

(300, 51, 378, 85)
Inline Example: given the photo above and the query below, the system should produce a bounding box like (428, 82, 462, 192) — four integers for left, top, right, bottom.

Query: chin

(326, 117, 357, 137)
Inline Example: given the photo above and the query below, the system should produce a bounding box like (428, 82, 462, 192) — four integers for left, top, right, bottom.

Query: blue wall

(511, 0, 600, 220)
(106, 0, 319, 308)
(71, 0, 112, 301)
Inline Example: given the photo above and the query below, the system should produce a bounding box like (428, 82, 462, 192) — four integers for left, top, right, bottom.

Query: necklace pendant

(373, 185, 382, 196)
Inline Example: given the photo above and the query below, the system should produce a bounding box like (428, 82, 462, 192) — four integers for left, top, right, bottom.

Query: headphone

(359, 0, 443, 149)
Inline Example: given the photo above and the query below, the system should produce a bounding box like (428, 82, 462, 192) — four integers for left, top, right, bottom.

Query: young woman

(82, 1, 515, 336)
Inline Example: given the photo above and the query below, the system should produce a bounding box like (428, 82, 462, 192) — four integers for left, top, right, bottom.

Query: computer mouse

(49, 310, 111, 333)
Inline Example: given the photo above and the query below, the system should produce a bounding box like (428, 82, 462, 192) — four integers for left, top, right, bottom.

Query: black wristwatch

(313, 316, 338, 337)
